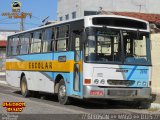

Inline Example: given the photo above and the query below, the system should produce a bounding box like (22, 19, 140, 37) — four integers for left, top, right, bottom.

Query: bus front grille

(107, 80, 135, 86)
(108, 90, 137, 96)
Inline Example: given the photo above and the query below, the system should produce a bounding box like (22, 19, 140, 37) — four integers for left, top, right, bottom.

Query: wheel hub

(21, 82, 26, 94)
(59, 85, 66, 99)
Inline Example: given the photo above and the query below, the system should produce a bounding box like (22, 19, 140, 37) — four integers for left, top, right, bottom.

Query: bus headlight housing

(137, 81, 141, 86)
(94, 79, 99, 84)
(143, 81, 147, 86)
(100, 79, 105, 84)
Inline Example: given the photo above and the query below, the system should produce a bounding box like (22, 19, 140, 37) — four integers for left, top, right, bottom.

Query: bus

(6, 15, 152, 108)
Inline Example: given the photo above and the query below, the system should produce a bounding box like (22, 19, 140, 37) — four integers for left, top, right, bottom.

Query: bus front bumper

(83, 86, 152, 100)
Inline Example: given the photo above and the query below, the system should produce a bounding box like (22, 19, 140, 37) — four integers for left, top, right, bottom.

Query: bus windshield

(85, 27, 151, 65)
(122, 31, 151, 65)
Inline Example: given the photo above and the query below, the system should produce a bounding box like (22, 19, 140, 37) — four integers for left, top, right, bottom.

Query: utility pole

(137, 4, 145, 13)
(1, 1, 32, 31)
(20, 17, 24, 31)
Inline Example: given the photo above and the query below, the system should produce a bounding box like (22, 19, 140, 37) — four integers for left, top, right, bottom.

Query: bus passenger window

(11, 37, 20, 56)
(43, 28, 53, 52)
(57, 39, 67, 51)
(20, 34, 30, 55)
(7, 37, 13, 56)
(31, 31, 42, 53)
(75, 37, 80, 51)
(56, 25, 69, 51)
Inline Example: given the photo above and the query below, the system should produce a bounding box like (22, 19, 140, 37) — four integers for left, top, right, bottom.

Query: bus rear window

(92, 17, 147, 30)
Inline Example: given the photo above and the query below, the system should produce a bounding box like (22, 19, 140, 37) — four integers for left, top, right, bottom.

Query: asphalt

(0, 83, 160, 120)
(0, 73, 7, 84)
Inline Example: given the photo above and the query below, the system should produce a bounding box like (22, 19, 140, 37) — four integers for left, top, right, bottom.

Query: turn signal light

(85, 79, 91, 84)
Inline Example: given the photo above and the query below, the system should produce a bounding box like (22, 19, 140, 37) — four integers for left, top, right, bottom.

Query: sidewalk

(0, 71, 5, 76)
(154, 94, 160, 104)
(150, 94, 160, 110)
(0, 71, 7, 84)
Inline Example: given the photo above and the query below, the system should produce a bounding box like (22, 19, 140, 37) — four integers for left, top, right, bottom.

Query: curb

(150, 103, 160, 109)
(0, 81, 7, 85)
(0, 73, 6, 76)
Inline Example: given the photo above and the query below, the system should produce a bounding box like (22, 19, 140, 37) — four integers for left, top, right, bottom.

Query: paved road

(0, 75, 6, 81)
(0, 83, 160, 120)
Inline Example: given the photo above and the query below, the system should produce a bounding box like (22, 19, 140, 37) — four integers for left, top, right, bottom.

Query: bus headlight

(94, 79, 99, 84)
(137, 81, 141, 86)
(100, 79, 105, 84)
(143, 81, 147, 86)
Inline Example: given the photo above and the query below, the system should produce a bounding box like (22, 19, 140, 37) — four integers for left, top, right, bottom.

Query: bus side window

(20, 34, 30, 55)
(30, 33, 33, 54)
(7, 37, 13, 56)
(75, 37, 80, 51)
(12, 37, 20, 56)
(51, 28, 55, 51)
(56, 25, 69, 51)
(43, 28, 53, 52)
(31, 31, 42, 53)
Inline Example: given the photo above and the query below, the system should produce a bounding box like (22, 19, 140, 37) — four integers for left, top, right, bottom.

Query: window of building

(20, 34, 30, 55)
(65, 14, 69, 20)
(43, 28, 53, 52)
(31, 31, 42, 53)
(59, 17, 63, 21)
(56, 25, 69, 51)
(84, 11, 97, 16)
(72, 12, 76, 19)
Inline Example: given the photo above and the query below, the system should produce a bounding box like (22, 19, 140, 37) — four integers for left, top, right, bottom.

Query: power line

(24, 22, 41, 26)
(0, 22, 19, 24)
(32, 16, 41, 20)
(0, 18, 10, 22)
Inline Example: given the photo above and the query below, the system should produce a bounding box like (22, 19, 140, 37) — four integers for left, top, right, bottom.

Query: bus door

(72, 31, 83, 98)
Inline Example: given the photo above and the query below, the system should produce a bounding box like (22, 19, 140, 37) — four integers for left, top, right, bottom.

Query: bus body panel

(83, 63, 150, 87)
(83, 86, 151, 100)
(6, 51, 83, 97)
(83, 63, 151, 100)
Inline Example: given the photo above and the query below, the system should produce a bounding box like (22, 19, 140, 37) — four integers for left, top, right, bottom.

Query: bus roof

(9, 15, 149, 37)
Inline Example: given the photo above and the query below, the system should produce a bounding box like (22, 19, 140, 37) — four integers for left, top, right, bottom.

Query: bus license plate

(90, 90, 104, 96)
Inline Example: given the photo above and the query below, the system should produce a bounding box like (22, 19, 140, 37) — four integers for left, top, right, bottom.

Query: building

(57, 0, 160, 21)
(0, 30, 18, 71)
(151, 34, 160, 94)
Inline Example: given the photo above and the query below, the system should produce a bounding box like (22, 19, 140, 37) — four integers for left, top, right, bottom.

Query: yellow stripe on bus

(6, 60, 82, 72)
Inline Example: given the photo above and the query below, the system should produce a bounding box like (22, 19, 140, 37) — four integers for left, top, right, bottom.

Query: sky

(0, 0, 57, 30)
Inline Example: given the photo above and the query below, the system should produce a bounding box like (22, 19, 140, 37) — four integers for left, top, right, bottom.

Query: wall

(57, 0, 81, 21)
(0, 48, 6, 71)
(0, 30, 17, 71)
(57, 0, 160, 21)
(151, 34, 160, 94)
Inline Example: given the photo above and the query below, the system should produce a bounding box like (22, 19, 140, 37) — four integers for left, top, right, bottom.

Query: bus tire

(58, 79, 70, 105)
(20, 76, 31, 97)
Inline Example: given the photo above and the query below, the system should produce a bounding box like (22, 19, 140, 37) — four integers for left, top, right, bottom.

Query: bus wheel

(58, 79, 70, 105)
(20, 76, 31, 97)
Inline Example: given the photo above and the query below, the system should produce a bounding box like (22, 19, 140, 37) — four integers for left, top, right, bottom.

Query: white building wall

(57, 0, 81, 21)
(0, 30, 17, 71)
(151, 34, 160, 94)
(57, 0, 160, 21)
